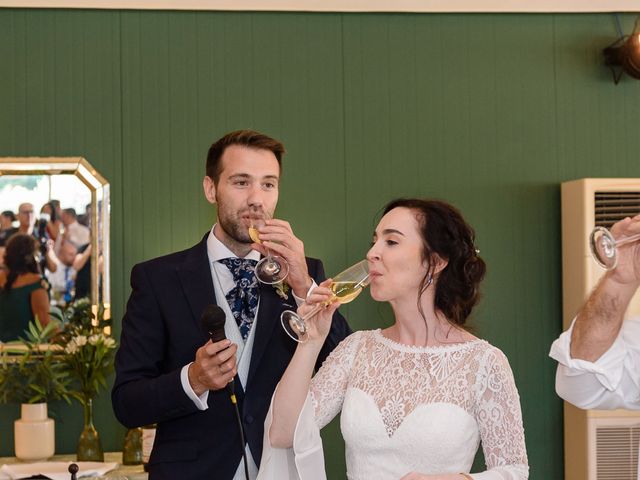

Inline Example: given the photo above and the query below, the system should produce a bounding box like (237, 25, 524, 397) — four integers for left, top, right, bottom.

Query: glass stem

(300, 297, 336, 322)
(615, 232, 640, 247)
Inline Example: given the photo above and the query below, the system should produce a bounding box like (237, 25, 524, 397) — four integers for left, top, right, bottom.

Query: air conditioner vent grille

(595, 192, 640, 228)
(596, 425, 640, 480)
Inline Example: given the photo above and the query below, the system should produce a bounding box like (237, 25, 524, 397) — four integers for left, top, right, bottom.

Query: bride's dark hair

(382, 198, 486, 327)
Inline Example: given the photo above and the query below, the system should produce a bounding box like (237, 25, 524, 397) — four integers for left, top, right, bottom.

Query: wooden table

(0, 452, 147, 479)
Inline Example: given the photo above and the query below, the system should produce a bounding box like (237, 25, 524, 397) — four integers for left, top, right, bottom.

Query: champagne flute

(590, 226, 640, 270)
(248, 206, 290, 284)
(281, 259, 370, 343)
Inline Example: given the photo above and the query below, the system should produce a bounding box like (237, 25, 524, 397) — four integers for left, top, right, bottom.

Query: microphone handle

(209, 329, 226, 343)
(208, 329, 236, 396)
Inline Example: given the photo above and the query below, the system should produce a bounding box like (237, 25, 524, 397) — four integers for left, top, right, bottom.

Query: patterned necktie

(218, 258, 259, 341)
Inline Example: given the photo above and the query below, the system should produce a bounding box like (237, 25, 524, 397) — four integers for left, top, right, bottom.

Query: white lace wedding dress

(258, 329, 528, 480)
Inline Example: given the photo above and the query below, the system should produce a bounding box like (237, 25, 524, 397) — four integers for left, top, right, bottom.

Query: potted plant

(0, 318, 71, 461)
(52, 299, 117, 462)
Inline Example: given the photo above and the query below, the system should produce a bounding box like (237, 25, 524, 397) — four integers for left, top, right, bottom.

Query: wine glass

(248, 206, 289, 284)
(281, 259, 370, 343)
(590, 226, 640, 270)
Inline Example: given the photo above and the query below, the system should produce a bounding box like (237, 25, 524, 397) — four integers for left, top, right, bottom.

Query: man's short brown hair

(206, 130, 285, 184)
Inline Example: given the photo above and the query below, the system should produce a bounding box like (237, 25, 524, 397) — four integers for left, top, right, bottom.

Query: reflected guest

(0, 233, 50, 342)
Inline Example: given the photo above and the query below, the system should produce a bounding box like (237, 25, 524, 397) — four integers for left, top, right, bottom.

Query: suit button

(245, 415, 254, 424)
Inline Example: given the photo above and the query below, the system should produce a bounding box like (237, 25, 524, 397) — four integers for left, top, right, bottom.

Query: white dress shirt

(45, 257, 76, 306)
(549, 316, 640, 410)
(46, 261, 76, 294)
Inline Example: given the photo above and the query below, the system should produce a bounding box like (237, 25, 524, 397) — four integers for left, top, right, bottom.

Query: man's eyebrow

(227, 173, 279, 181)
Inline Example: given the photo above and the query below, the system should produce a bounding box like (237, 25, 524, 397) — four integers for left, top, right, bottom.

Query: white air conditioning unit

(561, 178, 640, 480)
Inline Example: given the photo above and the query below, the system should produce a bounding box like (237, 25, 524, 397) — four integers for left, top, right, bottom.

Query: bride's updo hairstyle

(382, 198, 486, 327)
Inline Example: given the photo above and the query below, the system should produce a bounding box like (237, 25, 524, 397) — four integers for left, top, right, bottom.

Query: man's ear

(203, 176, 217, 205)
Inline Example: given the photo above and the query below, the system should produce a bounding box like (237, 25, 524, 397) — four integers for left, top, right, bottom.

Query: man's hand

(252, 219, 312, 297)
(609, 214, 640, 286)
(570, 215, 640, 361)
(188, 339, 238, 396)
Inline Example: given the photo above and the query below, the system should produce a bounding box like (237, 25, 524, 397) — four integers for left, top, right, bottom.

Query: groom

(112, 130, 351, 480)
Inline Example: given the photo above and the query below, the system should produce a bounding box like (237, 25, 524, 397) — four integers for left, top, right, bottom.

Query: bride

(258, 198, 528, 480)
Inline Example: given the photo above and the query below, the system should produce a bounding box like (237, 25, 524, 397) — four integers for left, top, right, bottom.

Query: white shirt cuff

(549, 318, 627, 391)
(180, 363, 209, 410)
(292, 280, 318, 307)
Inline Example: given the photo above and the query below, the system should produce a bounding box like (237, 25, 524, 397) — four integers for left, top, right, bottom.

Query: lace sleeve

(473, 347, 529, 480)
(309, 331, 363, 429)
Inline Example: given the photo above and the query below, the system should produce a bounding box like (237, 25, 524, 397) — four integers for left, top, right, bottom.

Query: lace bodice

(309, 330, 528, 479)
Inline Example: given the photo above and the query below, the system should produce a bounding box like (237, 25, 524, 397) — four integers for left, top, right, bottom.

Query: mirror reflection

(0, 158, 110, 343)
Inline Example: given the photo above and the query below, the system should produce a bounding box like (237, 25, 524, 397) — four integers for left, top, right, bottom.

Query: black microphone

(200, 304, 236, 400)
(200, 304, 227, 342)
(37, 214, 48, 241)
(200, 304, 249, 480)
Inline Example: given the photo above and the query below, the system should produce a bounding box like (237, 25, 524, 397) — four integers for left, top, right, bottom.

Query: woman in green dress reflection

(0, 233, 50, 342)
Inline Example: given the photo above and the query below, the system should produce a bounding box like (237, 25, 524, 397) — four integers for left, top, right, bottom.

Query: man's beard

(217, 208, 252, 244)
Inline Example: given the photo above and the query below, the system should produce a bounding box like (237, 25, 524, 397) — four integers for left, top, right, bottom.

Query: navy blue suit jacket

(111, 234, 351, 479)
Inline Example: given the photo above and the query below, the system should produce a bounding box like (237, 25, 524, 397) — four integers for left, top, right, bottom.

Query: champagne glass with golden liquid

(248, 206, 290, 284)
(281, 259, 370, 343)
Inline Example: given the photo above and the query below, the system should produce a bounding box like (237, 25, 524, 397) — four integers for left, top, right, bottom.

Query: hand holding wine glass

(295, 279, 342, 343)
(590, 214, 640, 276)
(248, 206, 290, 284)
(281, 259, 370, 343)
(248, 209, 315, 297)
(590, 215, 640, 287)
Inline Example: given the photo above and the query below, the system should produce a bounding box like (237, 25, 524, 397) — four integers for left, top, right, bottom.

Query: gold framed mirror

(0, 157, 110, 343)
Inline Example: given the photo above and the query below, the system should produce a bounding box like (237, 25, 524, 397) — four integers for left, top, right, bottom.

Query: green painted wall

(1, 8, 639, 478)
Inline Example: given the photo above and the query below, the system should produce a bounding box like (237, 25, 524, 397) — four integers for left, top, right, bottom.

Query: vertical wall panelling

(0, 7, 125, 452)
(2, 8, 640, 478)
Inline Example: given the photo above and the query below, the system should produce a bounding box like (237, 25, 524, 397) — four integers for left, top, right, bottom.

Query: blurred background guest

(78, 202, 92, 228)
(46, 240, 78, 306)
(73, 243, 92, 300)
(16, 203, 36, 236)
(0, 233, 50, 342)
(0, 210, 17, 247)
(46, 240, 92, 306)
(40, 201, 62, 253)
(0, 210, 18, 269)
(61, 207, 90, 248)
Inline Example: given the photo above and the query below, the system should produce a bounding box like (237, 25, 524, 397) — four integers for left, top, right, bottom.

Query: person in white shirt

(61, 208, 91, 247)
(46, 241, 78, 306)
(550, 214, 640, 411)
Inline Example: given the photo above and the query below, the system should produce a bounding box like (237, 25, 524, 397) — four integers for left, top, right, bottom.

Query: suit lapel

(176, 234, 248, 399)
(246, 283, 290, 386)
(177, 234, 216, 329)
